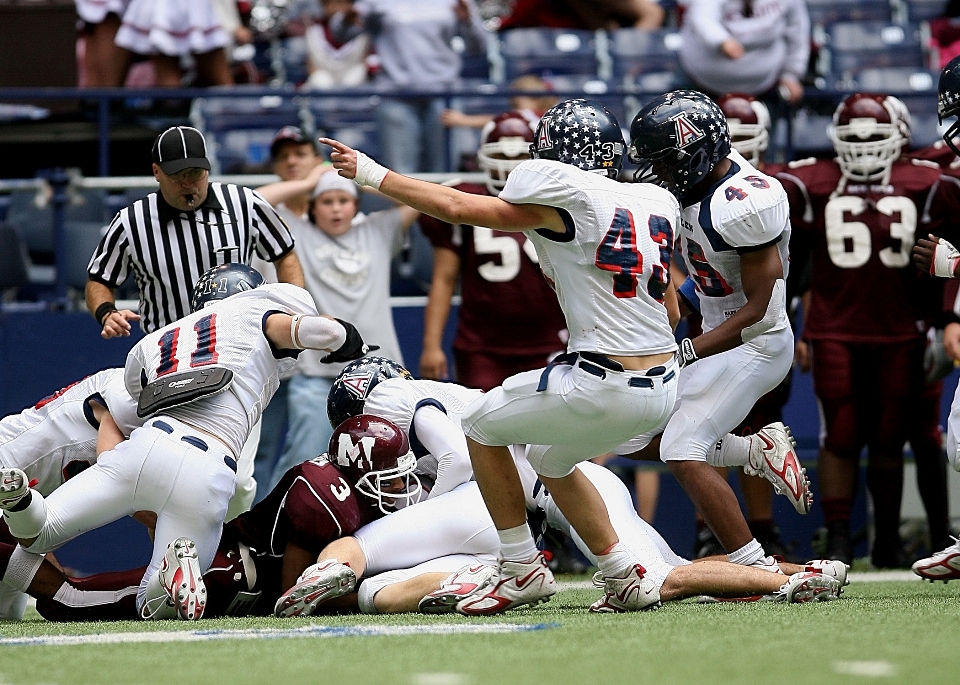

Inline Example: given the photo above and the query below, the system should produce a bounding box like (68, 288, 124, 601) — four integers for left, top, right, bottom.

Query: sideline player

(321, 98, 683, 614)
(777, 93, 960, 566)
(624, 90, 810, 574)
(0, 264, 374, 620)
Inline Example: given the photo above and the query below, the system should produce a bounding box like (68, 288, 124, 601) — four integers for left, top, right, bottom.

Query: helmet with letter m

(628, 89, 732, 199)
(478, 111, 536, 195)
(717, 93, 770, 166)
(326, 356, 413, 429)
(530, 98, 625, 178)
(829, 93, 911, 183)
(328, 414, 420, 513)
(191, 263, 264, 312)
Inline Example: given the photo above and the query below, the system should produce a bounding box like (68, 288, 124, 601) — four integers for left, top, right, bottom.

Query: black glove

(678, 337, 698, 368)
(320, 319, 379, 363)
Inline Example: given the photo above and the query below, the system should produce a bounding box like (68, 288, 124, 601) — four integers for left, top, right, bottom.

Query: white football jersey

(500, 159, 678, 356)
(125, 283, 319, 455)
(363, 378, 483, 435)
(0, 368, 137, 496)
(678, 150, 791, 333)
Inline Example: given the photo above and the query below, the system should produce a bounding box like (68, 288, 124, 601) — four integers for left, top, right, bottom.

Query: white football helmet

(829, 93, 910, 182)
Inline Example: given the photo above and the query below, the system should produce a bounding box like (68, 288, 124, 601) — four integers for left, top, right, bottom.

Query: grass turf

(0, 579, 956, 685)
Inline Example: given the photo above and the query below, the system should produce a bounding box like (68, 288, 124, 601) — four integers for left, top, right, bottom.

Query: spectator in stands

(115, 0, 237, 86)
(75, 0, 132, 87)
(255, 164, 419, 492)
(440, 74, 558, 129)
(354, 0, 488, 173)
(677, 0, 810, 105)
(931, 0, 960, 69)
(498, 0, 664, 30)
(304, 0, 372, 89)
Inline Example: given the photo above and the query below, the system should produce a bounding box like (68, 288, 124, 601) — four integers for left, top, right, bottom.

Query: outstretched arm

(263, 312, 377, 363)
(319, 137, 564, 234)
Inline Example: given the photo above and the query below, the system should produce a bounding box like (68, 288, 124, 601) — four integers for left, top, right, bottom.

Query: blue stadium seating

(306, 94, 380, 161)
(821, 21, 931, 87)
(900, 0, 949, 21)
(609, 28, 683, 93)
(806, 0, 893, 26)
(4, 188, 110, 257)
(499, 28, 600, 80)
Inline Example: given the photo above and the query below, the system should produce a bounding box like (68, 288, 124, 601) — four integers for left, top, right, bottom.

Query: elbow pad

(290, 315, 347, 351)
(741, 278, 785, 343)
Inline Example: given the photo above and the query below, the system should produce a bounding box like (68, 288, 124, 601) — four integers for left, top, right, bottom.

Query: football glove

(320, 319, 379, 363)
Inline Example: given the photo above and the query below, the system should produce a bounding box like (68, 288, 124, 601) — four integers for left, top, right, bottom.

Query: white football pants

(945, 383, 960, 472)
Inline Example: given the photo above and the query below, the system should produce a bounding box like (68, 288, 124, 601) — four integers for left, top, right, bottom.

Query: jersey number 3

(595, 208, 673, 301)
(156, 313, 220, 377)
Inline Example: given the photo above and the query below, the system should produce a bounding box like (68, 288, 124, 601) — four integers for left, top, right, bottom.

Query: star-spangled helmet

(191, 263, 264, 312)
(478, 111, 535, 195)
(939, 55, 960, 156)
(328, 414, 420, 514)
(829, 93, 909, 182)
(326, 357, 413, 429)
(530, 99, 624, 178)
(628, 89, 731, 199)
(717, 93, 770, 166)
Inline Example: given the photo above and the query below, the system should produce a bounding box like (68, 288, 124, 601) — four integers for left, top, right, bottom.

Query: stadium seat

(191, 95, 303, 174)
(790, 105, 835, 156)
(63, 221, 108, 291)
(820, 21, 931, 88)
(306, 95, 381, 160)
(609, 28, 683, 93)
(0, 223, 29, 293)
(499, 28, 601, 80)
(4, 188, 110, 257)
(855, 66, 938, 92)
(898, 0, 949, 22)
(899, 94, 942, 147)
(806, 0, 893, 26)
(281, 36, 310, 86)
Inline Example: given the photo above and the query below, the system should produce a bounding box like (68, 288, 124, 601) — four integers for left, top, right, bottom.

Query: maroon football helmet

(477, 111, 536, 195)
(717, 93, 770, 165)
(829, 93, 911, 182)
(328, 414, 420, 513)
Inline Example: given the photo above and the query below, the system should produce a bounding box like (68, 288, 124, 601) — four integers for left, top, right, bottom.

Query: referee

(85, 125, 305, 338)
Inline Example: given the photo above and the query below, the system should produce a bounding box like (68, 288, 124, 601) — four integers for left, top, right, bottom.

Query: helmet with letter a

(478, 111, 536, 195)
(628, 89, 731, 199)
(717, 93, 770, 166)
(829, 93, 910, 182)
(939, 55, 960, 156)
(328, 414, 420, 513)
(326, 356, 413, 429)
(191, 263, 264, 312)
(530, 99, 625, 178)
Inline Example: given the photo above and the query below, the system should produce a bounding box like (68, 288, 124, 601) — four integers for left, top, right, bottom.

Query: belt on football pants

(536, 351, 675, 391)
(148, 418, 238, 473)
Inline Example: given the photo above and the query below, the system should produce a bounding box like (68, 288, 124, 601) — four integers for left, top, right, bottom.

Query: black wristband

(95, 302, 118, 326)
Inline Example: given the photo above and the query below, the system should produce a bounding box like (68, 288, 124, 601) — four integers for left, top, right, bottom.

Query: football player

(419, 111, 568, 391)
(0, 263, 373, 620)
(321, 98, 684, 614)
(2, 415, 416, 621)
(622, 90, 811, 577)
(776, 93, 960, 567)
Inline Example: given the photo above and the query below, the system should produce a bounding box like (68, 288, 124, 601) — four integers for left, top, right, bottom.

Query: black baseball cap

(270, 126, 319, 158)
(152, 126, 211, 175)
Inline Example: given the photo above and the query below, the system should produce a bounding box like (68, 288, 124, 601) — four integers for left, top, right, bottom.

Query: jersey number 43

(594, 207, 672, 301)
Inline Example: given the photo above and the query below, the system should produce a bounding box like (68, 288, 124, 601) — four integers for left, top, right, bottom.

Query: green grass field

(0, 577, 956, 685)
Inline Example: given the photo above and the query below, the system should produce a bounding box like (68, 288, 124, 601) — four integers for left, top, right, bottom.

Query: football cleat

(418, 564, 498, 614)
(743, 423, 813, 515)
(776, 571, 842, 603)
(0, 468, 28, 511)
(159, 537, 206, 620)
(911, 538, 960, 582)
(455, 553, 556, 615)
(590, 564, 661, 613)
(805, 558, 850, 587)
(274, 559, 357, 618)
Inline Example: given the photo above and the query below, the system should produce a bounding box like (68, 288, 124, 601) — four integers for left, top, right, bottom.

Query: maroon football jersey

(419, 182, 567, 355)
(227, 458, 378, 558)
(777, 157, 960, 342)
(906, 141, 960, 172)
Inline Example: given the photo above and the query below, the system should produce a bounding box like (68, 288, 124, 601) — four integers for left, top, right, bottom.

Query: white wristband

(932, 238, 960, 278)
(354, 151, 390, 189)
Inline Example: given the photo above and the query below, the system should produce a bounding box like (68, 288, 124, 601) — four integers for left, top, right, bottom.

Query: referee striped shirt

(88, 182, 296, 333)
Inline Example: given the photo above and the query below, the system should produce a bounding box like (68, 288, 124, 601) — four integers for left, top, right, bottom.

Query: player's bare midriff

(608, 352, 675, 371)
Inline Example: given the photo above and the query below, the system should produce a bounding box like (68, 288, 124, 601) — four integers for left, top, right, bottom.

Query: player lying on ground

(0, 416, 418, 621)
(0, 264, 374, 621)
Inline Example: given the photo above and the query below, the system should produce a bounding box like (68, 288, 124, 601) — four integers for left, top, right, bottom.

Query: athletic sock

(1, 545, 44, 592)
(727, 538, 765, 566)
(498, 524, 539, 563)
(709, 435, 751, 468)
(596, 542, 637, 578)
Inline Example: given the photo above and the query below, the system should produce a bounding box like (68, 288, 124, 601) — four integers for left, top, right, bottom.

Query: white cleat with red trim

(159, 537, 206, 620)
(0, 468, 28, 510)
(805, 559, 850, 587)
(743, 422, 812, 515)
(776, 571, 841, 603)
(912, 538, 960, 582)
(455, 553, 556, 615)
(274, 559, 356, 618)
(590, 564, 661, 612)
(419, 564, 498, 614)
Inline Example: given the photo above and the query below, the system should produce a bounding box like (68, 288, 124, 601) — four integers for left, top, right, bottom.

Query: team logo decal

(674, 114, 705, 148)
(536, 117, 553, 150)
(340, 371, 374, 398)
(335, 434, 375, 469)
